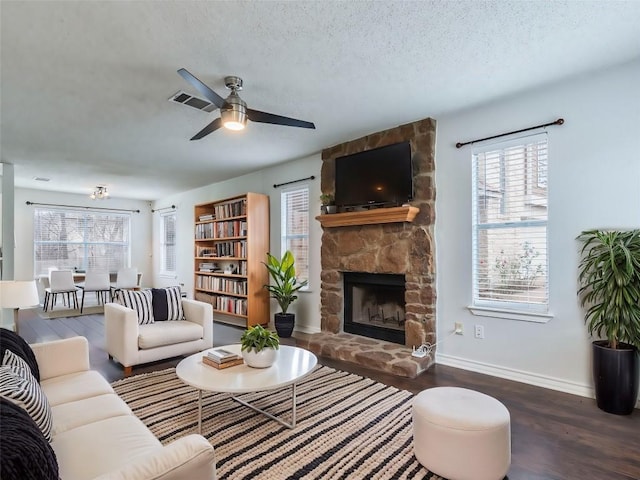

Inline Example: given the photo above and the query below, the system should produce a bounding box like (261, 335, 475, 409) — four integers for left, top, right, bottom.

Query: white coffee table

(176, 344, 317, 432)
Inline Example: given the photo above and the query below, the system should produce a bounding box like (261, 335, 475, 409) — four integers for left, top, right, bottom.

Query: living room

(1, 2, 639, 479)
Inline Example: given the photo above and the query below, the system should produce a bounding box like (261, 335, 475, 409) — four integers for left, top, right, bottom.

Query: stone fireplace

(301, 117, 437, 378)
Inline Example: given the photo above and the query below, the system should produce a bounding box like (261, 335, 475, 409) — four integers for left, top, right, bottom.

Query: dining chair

(78, 271, 111, 313)
(110, 267, 139, 298)
(44, 270, 79, 312)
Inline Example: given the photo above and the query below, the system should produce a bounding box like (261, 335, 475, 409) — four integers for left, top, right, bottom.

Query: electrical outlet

(454, 322, 463, 335)
(474, 324, 485, 339)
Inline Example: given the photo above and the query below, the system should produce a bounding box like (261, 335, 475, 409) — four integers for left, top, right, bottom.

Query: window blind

(472, 133, 549, 311)
(161, 213, 176, 273)
(34, 208, 131, 275)
(281, 187, 310, 286)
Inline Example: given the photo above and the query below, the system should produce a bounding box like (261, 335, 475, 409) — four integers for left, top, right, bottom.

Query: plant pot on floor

(275, 313, 295, 338)
(592, 340, 639, 415)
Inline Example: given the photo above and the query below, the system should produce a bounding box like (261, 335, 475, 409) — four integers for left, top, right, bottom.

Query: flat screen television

(334, 141, 412, 208)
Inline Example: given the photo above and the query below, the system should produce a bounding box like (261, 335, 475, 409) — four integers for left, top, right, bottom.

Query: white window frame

(469, 133, 552, 323)
(33, 207, 131, 276)
(281, 185, 310, 290)
(159, 211, 177, 277)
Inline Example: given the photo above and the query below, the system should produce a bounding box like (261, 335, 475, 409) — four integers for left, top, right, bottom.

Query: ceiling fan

(177, 68, 316, 140)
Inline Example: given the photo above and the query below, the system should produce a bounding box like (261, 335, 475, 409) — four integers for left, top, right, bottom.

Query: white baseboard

(294, 324, 322, 335)
(436, 352, 640, 409)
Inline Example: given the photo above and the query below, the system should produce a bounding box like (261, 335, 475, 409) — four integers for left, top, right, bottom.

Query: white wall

(151, 153, 323, 334)
(12, 188, 153, 287)
(435, 59, 640, 400)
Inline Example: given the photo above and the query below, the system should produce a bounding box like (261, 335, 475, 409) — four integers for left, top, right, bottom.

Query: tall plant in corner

(577, 229, 640, 415)
(263, 250, 308, 338)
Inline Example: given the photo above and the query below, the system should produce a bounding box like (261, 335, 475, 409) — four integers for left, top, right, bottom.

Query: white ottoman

(412, 387, 510, 480)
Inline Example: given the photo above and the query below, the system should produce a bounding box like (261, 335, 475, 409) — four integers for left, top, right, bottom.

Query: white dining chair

(44, 270, 79, 312)
(110, 267, 140, 298)
(78, 271, 111, 313)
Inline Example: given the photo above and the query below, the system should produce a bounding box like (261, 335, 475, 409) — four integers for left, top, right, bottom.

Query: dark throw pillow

(0, 397, 59, 480)
(151, 286, 184, 321)
(0, 328, 40, 382)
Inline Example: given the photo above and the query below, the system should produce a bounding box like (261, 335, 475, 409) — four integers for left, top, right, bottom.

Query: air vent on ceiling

(168, 90, 217, 113)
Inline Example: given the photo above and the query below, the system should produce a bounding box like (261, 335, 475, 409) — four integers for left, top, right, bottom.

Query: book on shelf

(207, 348, 239, 362)
(202, 356, 244, 369)
(199, 214, 215, 221)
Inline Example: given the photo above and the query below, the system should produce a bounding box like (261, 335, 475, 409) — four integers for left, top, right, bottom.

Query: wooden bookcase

(194, 193, 270, 328)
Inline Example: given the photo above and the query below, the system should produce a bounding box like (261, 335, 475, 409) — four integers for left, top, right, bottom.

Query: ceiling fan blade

(177, 68, 226, 109)
(191, 117, 222, 141)
(246, 108, 316, 129)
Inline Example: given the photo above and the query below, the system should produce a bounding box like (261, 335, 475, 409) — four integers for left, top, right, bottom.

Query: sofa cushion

(52, 415, 162, 480)
(138, 321, 204, 349)
(40, 370, 114, 407)
(0, 327, 40, 381)
(0, 360, 53, 441)
(116, 289, 154, 325)
(151, 286, 184, 321)
(0, 397, 59, 480)
(51, 393, 132, 435)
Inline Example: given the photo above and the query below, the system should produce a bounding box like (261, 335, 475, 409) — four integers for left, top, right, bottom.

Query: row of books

(213, 199, 246, 220)
(202, 348, 243, 369)
(214, 296, 248, 315)
(196, 261, 248, 276)
(194, 222, 248, 240)
(196, 276, 247, 295)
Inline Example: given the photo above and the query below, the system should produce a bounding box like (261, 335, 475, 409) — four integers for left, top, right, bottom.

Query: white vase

(242, 347, 278, 368)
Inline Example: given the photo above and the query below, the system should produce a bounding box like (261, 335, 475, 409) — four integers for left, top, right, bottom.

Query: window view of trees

(473, 136, 549, 309)
(34, 208, 130, 275)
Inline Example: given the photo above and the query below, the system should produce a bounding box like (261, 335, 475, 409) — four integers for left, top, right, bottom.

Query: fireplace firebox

(343, 272, 406, 345)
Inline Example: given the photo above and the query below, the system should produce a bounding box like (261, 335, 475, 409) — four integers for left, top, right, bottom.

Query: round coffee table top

(176, 344, 317, 394)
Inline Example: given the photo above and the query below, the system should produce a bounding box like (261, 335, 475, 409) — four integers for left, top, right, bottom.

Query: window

(160, 212, 176, 275)
(281, 186, 309, 288)
(34, 208, 130, 275)
(472, 133, 548, 313)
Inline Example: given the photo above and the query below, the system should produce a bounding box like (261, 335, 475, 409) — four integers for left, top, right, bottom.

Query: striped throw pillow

(116, 289, 154, 325)
(0, 351, 53, 442)
(151, 286, 184, 321)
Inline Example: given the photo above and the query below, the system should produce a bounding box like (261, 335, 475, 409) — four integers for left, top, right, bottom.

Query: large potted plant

(263, 250, 308, 338)
(577, 229, 640, 415)
(240, 325, 280, 368)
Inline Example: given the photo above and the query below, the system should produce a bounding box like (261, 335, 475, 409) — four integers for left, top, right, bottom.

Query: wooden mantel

(315, 205, 419, 228)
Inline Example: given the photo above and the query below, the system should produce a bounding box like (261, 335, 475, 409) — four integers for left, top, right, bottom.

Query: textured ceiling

(2, 0, 640, 200)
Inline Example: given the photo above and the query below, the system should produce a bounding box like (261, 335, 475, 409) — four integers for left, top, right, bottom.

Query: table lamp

(0, 280, 40, 334)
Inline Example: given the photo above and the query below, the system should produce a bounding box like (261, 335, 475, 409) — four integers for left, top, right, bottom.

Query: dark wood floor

(17, 309, 640, 480)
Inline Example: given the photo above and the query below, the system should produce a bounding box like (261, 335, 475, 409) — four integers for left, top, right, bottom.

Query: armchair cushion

(138, 321, 203, 349)
(116, 289, 154, 325)
(151, 286, 184, 321)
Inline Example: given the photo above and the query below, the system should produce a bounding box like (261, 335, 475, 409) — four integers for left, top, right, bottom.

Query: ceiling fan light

(221, 105, 247, 131)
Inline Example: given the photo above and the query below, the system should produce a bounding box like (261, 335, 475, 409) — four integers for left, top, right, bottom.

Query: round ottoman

(412, 387, 510, 480)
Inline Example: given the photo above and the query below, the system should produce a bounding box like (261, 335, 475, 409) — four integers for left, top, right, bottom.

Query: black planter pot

(592, 340, 639, 415)
(274, 313, 295, 338)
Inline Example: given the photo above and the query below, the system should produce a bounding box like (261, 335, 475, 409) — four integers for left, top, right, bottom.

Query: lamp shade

(0, 281, 40, 309)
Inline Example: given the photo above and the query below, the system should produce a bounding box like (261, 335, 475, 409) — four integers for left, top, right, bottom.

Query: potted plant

(263, 250, 308, 337)
(577, 229, 640, 415)
(320, 193, 337, 214)
(240, 325, 280, 368)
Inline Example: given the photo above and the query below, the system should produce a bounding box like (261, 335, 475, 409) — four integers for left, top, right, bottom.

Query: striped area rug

(111, 366, 445, 480)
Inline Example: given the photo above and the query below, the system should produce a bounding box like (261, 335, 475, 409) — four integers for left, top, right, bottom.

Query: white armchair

(105, 298, 213, 375)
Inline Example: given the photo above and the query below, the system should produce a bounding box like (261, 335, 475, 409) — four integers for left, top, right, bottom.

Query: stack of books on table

(202, 348, 244, 369)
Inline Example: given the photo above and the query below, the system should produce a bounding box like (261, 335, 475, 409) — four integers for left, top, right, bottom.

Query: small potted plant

(263, 250, 308, 337)
(320, 193, 337, 214)
(240, 325, 280, 368)
(577, 229, 640, 415)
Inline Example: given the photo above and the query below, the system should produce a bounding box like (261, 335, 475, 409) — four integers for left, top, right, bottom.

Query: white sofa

(105, 298, 213, 375)
(31, 336, 216, 480)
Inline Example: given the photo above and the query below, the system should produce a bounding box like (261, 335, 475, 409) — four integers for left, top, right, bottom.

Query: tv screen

(334, 141, 412, 208)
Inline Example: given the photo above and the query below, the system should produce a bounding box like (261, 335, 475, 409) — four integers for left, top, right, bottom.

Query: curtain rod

(273, 175, 315, 188)
(456, 118, 564, 149)
(26, 201, 141, 213)
(151, 205, 176, 213)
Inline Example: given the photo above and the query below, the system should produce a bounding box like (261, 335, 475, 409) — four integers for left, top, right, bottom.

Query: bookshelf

(194, 193, 270, 328)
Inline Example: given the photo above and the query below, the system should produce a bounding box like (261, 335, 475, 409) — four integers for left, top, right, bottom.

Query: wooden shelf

(315, 206, 419, 228)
